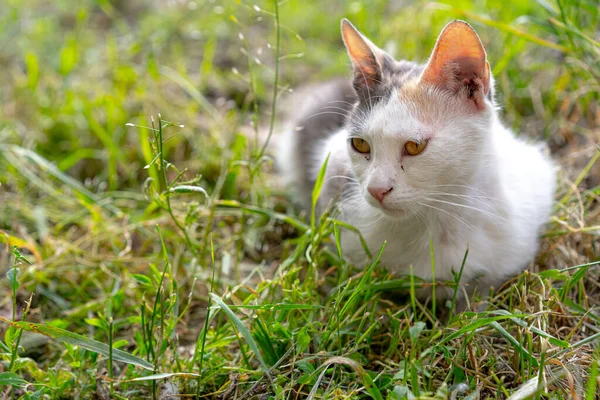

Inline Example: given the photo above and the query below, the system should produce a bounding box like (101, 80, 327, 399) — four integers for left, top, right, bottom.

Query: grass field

(1, 0, 599, 398)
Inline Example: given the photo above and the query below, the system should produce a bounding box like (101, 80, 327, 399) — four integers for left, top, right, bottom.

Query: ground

(0, 0, 599, 399)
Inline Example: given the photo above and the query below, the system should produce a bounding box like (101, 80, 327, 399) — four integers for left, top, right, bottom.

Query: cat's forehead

(356, 79, 471, 139)
(359, 86, 435, 139)
(368, 98, 426, 137)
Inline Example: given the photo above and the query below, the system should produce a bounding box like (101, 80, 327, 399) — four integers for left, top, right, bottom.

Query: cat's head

(341, 19, 495, 218)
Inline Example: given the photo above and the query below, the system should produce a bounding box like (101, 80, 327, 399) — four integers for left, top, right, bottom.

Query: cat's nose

(368, 186, 393, 203)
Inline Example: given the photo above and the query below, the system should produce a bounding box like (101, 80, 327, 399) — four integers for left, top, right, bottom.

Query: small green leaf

(6, 268, 19, 291)
(296, 325, 311, 354)
(409, 322, 426, 342)
(59, 37, 79, 75)
(0, 372, 28, 387)
(132, 274, 153, 286)
(169, 185, 208, 196)
(127, 316, 142, 325)
(538, 269, 566, 280)
(84, 318, 108, 331)
(297, 359, 315, 374)
(24, 52, 40, 90)
(112, 339, 129, 349)
(4, 326, 15, 346)
(59, 36, 79, 75)
(0, 340, 10, 353)
(392, 385, 416, 400)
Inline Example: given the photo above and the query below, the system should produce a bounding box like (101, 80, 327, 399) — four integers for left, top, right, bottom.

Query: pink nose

(368, 186, 393, 202)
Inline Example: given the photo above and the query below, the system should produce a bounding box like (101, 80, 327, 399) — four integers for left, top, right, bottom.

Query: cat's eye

(404, 139, 428, 156)
(351, 138, 371, 154)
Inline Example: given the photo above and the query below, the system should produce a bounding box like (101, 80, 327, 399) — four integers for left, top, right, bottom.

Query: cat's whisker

(428, 184, 496, 198)
(319, 106, 369, 126)
(340, 185, 362, 194)
(302, 111, 353, 122)
(320, 105, 352, 114)
(355, 68, 374, 110)
(422, 191, 502, 202)
(417, 201, 475, 231)
(421, 192, 506, 212)
(321, 106, 350, 117)
(410, 207, 427, 231)
(359, 213, 386, 230)
(326, 99, 356, 106)
(426, 184, 510, 205)
(339, 188, 362, 200)
(422, 197, 508, 224)
(407, 204, 428, 232)
(328, 175, 359, 183)
(340, 193, 364, 205)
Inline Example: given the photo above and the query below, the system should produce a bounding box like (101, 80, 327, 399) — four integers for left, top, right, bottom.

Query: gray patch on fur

(279, 58, 430, 208)
(278, 78, 356, 206)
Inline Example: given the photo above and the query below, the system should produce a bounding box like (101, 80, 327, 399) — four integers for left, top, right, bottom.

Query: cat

(276, 19, 556, 308)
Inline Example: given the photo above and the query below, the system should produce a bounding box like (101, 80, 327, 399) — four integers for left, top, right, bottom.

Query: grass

(0, 0, 599, 398)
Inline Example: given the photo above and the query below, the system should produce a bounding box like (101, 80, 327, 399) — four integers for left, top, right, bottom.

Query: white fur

(280, 85, 556, 302)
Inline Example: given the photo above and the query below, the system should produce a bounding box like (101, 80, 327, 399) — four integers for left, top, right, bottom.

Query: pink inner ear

(420, 21, 489, 99)
(341, 20, 381, 88)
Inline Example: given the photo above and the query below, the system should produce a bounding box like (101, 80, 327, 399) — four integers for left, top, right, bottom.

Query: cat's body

(277, 20, 556, 303)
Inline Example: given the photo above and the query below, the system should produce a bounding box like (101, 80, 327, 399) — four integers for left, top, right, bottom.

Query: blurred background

(0, 1, 598, 397)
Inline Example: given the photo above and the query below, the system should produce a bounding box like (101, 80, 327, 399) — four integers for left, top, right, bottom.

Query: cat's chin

(375, 204, 410, 219)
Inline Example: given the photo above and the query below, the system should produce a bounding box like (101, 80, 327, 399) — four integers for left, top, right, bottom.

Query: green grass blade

(131, 372, 200, 381)
(209, 293, 270, 373)
(437, 314, 526, 347)
(160, 66, 221, 121)
(329, 218, 373, 259)
(311, 153, 331, 231)
(490, 321, 539, 368)
(216, 200, 309, 232)
(0, 317, 153, 370)
(227, 303, 323, 311)
(586, 352, 599, 400)
(309, 356, 383, 400)
(340, 241, 386, 317)
(492, 310, 570, 348)
(0, 145, 122, 216)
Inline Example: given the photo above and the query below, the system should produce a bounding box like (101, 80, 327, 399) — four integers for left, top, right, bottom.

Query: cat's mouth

(364, 192, 414, 218)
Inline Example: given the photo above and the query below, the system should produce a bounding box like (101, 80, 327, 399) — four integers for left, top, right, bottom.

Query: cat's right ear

(420, 20, 490, 111)
(341, 19, 383, 96)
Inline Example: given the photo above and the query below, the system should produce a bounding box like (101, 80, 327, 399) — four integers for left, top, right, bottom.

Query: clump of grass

(0, 0, 599, 399)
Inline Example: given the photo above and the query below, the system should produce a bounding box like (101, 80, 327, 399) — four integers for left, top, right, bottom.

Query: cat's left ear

(420, 20, 490, 110)
(341, 19, 384, 97)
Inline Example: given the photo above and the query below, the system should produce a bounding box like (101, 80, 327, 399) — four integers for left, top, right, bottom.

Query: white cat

(277, 19, 556, 305)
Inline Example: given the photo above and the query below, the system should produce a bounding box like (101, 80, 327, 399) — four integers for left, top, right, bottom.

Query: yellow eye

(405, 139, 428, 156)
(351, 138, 371, 154)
